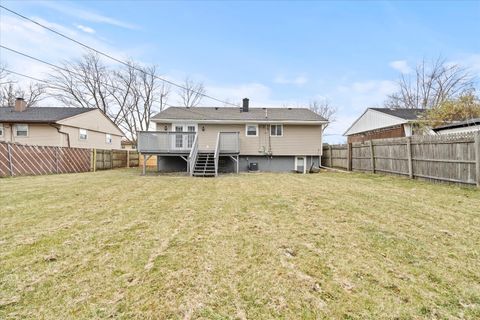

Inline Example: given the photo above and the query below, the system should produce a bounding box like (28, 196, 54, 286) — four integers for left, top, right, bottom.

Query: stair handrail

(188, 133, 199, 176)
(214, 132, 221, 176)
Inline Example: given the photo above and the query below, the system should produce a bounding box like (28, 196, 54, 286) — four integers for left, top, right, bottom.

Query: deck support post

(229, 155, 239, 174)
(142, 154, 146, 175)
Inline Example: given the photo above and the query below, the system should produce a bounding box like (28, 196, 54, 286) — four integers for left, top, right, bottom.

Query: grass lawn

(1, 169, 480, 319)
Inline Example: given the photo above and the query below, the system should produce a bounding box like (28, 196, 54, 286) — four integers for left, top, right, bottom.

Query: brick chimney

(242, 98, 249, 112)
(14, 98, 27, 112)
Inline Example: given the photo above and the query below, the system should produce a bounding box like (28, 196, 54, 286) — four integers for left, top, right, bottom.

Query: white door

(174, 125, 184, 149)
(295, 156, 306, 173)
(186, 125, 196, 148)
(173, 124, 197, 150)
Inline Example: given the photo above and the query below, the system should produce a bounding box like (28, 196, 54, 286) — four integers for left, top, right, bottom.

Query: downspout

(50, 124, 70, 147)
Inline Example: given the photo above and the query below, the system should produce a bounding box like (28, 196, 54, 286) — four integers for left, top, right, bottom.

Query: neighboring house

(138, 98, 327, 176)
(121, 138, 136, 150)
(0, 98, 123, 149)
(344, 108, 427, 143)
(433, 118, 480, 135)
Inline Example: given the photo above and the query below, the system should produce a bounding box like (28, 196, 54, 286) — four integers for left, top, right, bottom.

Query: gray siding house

(138, 99, 327, 176)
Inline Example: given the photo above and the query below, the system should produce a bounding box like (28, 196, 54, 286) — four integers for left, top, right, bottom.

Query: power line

(0, 4, 240, 107)
(3, 68, 173, 111)
(1, 45, 180, 110)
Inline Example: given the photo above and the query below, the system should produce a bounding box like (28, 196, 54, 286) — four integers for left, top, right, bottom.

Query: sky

(1, 0, 479, 142)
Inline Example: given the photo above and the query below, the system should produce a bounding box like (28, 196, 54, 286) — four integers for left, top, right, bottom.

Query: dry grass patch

(1, 169, 480, 319)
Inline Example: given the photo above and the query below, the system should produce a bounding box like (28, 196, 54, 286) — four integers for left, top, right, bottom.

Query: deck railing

(218, 132, 240, 153)
(188, 134, 199, 176)
(137, 131, 197, 153)
(214, 132, 221, 177)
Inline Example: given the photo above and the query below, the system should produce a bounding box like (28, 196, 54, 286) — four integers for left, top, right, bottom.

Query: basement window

(15, 124, 28, 137)
(270, 124, 283, 137)
(246, 124, 258, 137)
(105, 133, 112, 144)
(79, 128, 88, 140)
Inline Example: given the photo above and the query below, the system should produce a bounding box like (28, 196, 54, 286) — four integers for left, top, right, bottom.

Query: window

(246, 124, 258, 137)
(15, 124, 28, 137)
(270, 124, 283, 137)
(79, 128, 88, 140)
(0, 124, 3, 137)
(105, 133, 112, 144)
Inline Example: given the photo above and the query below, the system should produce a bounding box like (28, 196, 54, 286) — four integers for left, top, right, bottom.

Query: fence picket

(322, 132, 479, 187)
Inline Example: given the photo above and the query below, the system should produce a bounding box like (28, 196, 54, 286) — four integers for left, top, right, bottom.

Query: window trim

(14, 124, 29, 137)
(79, 128, 88, 140)
(245, 124, 258, 137)
(270, 124, 283, 137)
(105, 133, 112, 144)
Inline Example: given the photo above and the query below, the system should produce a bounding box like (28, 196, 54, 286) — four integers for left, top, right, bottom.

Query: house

(433, 118, 480, 135)
(344, 108, 427, 143)
(138, 98, 327, 176)
(121, 138, 136, 150)
(0, 98, 123, 149)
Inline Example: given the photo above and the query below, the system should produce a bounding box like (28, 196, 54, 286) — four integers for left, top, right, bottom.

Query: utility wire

(1, 45, 180, 109)
(0, 5, 240, 107)
(3, 68, 173, 111)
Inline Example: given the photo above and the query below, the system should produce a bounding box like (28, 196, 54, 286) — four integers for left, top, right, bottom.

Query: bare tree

(1, 82, 46, 107)
(48, 52, 112, 113)
(308, 99, 337, 129)
(0, 62, 10, 85)
(108, 61, 170, 142)
(178, 77, 205, 107)
(385, 57, 475, 109)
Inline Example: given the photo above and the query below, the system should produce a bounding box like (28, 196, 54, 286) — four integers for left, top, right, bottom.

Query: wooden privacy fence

(322, 132, 480, 187)
(0, 142, 139, 177)
(0, 142, 90, 177)
(91, 149, 139, 171)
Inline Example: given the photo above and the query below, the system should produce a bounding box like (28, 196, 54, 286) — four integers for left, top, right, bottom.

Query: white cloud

(389, 60, 412, 74)
(36, 0, 140, 30)
(76, 24, 95, 34)
(273, 74, 308, 86)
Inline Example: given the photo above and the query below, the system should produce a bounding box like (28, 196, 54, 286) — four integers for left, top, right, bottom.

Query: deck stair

(193, 152, 216, 177)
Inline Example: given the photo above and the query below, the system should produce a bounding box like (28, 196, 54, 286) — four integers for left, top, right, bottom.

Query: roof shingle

(151, 107, 327, 122)
(0, 107, 94, 123)
(370, 108, 426, 120)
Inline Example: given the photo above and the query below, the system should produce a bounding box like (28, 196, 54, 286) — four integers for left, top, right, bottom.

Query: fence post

(126, 150, 130, 168)
(110, 150, 113, 169)
(7, 143, 13, 176)
(92, 148, 97, 172)
(329, 145, 333, 167)
(475, 132, 480, 188)
(406, 137, 413, 179)
(347, 143, 352, 171)
(369, 140, 375, 173)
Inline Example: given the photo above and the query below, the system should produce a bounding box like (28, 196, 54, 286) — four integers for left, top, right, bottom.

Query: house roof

(344, 107, 427, 136)
(0, 107, 94, 123)
(369, 108, 426, 120)
(151, 107, 327, 122)
(432, 118, 480, 132)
